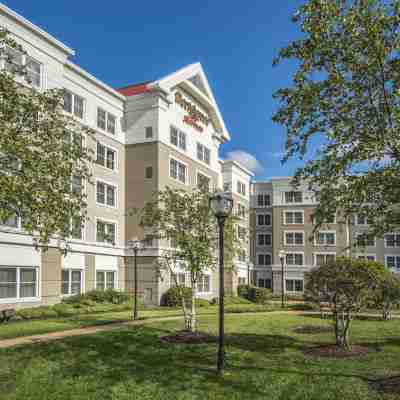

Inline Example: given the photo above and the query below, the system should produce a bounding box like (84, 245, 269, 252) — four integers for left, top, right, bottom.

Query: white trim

(95, 269, 118, 291)
(355, 232, 376, 248)
(384, 233, 400, 249)
(314, 230, 336, 246)
(285, 251, 305, 266)
(285, 278, 304, 293)
(95, 141, 119, 173)
(60, 268, 85, 297)
(196, 273, 212, 295)
(256, 212, 272, 227)
(283, 230, 305, 246)
(95, 217, 118, 245)
(169, 155, 188, 185)
(96, 107, 118, 137)
(255, 192, 272, 208)
(283, 210, 304, 225)
(256, 252, 272, 267)
(283, 190, 303, 205)
(313, 252, 336, 266)
(95, 178, 118, 209)
(385, 254, 400, 271)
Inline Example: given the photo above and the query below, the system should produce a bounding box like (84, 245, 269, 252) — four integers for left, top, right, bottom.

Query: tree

(140, 186, 241, 332)
(0, 30, 93, 249)
(273, 0, 400, 236)
(306, 257, 384, 348)
(373, 272, 400, 320)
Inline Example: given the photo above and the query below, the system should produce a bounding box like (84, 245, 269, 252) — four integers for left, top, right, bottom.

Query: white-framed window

(237, 226, 246, 240)
(257, 193, 271, 207)
(237, 181, 246, 196)
(170, 126, 187, 151)
(285, 253, 304, 266)
(96, 270, 116, 290)
(356, 233, 375, 247)
(197, 143, 211, 165)
(257, 213, 271, 226)
(258, 233, 272, 246)
(96, 219, 117, 244)
(315, 231, 336, 246)
(257, 253, 272, 266)
(258, 278, 272, 289)
(197, 274, 211, 293)
(197, 172, 211, 191)
(355, 214, 371, 226)
(96, 142, 117, 171)
(170, 272, 186, 288)
(96, 181, 117, 208)
(286, 279, 304, 293)
(284, 191, 303, 204)
(385, 234, 400, 248)
(314, 253, 336, 266)
(284, 211, 304, 225)
(237, 203, 246, 219)
(63, 90, 84, 119)
(356, 254, 376, 261)
(71, 215, 84, 240)
(71, 174, 83, 196)
(26, 56, 41, 88)
(386, 255, 400, 270)
(97, 108, 116, 135)
(0, 266, 38, 300)
(61, 269, 83, 296)
(284, 231, 304, 246)
(169, 158, 187, 184)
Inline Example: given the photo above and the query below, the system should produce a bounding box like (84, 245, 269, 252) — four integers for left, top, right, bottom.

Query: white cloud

(225, 150, 264, 174)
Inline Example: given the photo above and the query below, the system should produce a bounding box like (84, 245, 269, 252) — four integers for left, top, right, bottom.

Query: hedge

(162, 286, 192, 307)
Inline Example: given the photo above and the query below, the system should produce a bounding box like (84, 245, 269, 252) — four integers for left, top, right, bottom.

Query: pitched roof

(116, 81, 153, 97)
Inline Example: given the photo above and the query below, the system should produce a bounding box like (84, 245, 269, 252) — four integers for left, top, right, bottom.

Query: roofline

(222, 159, 255, 177)
(66, 61, 125, 101)
(0, 3, 75, 56)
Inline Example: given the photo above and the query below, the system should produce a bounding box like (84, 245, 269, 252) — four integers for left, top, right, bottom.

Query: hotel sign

(175, 91, 210, 133)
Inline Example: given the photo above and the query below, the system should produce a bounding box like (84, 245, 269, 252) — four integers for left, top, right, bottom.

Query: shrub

(162, 286, 192, 307)
(248, 287, 272, 304)
(288, 302, 319, 311)
(224, 304, 272, 313)
(64, 289, 132, 305)
(237, 284, 252, 300)
(210, 295, 252, 305)
(52, 303, 76, 317)
(195, 298, 211, 307)
(17, 306, 58, 320)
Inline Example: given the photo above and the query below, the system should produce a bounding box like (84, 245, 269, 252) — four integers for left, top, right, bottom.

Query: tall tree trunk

(382, 300, 392, 321)
(189, 278, 197, 332)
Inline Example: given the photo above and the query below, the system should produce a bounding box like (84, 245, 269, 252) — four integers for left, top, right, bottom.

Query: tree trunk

(188, 279, 197, 332)
(382, 301, 392, 321)
(334, 310, 351, 349)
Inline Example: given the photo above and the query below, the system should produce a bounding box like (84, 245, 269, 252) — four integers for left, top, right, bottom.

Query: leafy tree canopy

(0, 30, 93, 249)
(273, 0, 400, 236)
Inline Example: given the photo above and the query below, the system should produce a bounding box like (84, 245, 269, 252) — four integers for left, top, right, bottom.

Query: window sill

(0, 297, 41, 304)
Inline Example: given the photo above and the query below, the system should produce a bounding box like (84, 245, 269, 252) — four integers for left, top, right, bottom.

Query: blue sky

(3, 0, 308, 179)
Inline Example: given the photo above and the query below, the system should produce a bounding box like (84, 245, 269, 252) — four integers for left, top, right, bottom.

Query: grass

(0, 313, 399, 399)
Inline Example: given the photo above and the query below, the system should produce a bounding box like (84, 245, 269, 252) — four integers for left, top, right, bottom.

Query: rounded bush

(211, 295, 252, 305)
(248, 287, 273, 304)
(162, 286, 192, 307)
(195, 298, 211, 307)
(52, 303, 76, 317)
(237, 284, 252, 300)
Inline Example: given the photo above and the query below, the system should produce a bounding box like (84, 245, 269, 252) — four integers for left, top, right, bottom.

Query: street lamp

(279, 250, 286, 309)
(128, 238, 142, 320)
(209, 191, 234, 375)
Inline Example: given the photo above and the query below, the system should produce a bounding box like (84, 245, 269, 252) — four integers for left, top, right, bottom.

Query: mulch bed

(304, 345, 374, 358)
(370, 376, 400, 395)
(293, 325, 333, 334)
(160, 330, 216, 344)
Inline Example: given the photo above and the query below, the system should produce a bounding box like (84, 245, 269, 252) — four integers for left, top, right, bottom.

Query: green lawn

(1, 313, 400, 399)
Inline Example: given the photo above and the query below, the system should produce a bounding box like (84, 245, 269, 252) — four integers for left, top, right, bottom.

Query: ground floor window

(285, 279, 303, 293)
(0, 266, 38, 299)
(258, 278, 272, 289)
(96, 271, 116, 290)
(61, 269, 83, 295)
(170, 272, 186, 287)
(386, 256, 400, 270)
(197, 275, 211, 293)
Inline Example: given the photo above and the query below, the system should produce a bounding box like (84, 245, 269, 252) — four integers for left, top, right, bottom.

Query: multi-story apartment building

(250, 178, 400, 295)
(0, 4, 252, 308)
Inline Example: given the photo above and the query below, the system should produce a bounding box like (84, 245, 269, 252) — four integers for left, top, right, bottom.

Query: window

(223, 183, 231, 192)
(357, 255, 376, 261)
(315, 253, 335, 266)
(237, 181, 246, 196)
(285, 191, 303, 204)
(238, 249, 247, 262)
(237, 226, 246, 240)
(170, 158, 187, 184)
(96, 220, 116, 244)
(284, 211, 304, 225)
(196, 143, 210, 165)
(170, 126, 186, 151)
(385, 234, 400, 248)
(238, 277, 247, 286)
(72, 174, 83, 195)
(356, 233, 375, 247)
(386, 256, 400, 270)
(96, 181, 117, 207)
(356, 215, 371, 225)
(257, 193, 271, 207)
(97, 108, 116, 135)
(71, 215, 83, 240)
(145, 166, 153, 179)
(258, 279, 272, 289)
(286, 279, 304, 293)
(171, 272, 186, 287)
(4, 46, 23, 73)
(285, 253, 303, 266)
(63, 90, 84, 119)
(285, 231, 304, 246)
(237, 204, 246, 219)
(26, 57, 41, 88)
(258, 233, 272, 246)
(258, 254, 272, 266)
(143, 235, 154, 247)
(96, 271, 116, 290)
(145, 126, 153, 139)
(0, 267, 38, 299)
(61, 269, 82, 295)
(257, 214, 271, 226)
(1, 214, 20, 229)
(197, 275, 211, 293)
(197, 172, 210, 191)
(96, 142, 117, 171)
(315, 231, 336, 246)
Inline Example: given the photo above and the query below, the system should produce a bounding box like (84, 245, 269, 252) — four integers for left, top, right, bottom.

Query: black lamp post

(279, 250, 285, 309)
(209, 191, 233, 375)
(128, 238, 142, 320)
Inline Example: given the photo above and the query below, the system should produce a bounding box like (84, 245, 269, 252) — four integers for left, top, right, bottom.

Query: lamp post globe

(209, 192, 233, 375)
